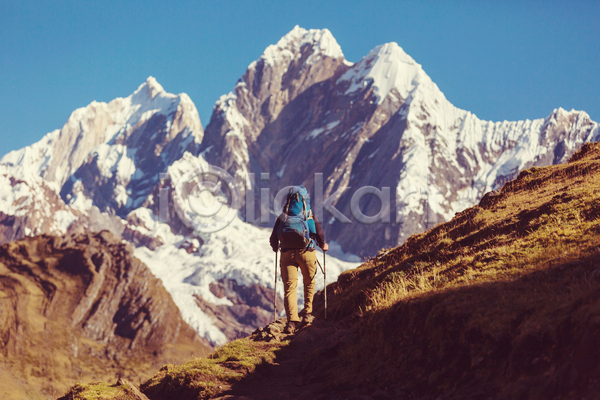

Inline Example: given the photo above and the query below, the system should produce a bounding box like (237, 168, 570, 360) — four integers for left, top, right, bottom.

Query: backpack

(276, 186, 316, 249)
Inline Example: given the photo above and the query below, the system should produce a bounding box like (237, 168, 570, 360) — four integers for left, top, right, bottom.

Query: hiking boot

(298, 309, 310, 317)
(300, 312, 314, 327)
(284, 321, 299, 334)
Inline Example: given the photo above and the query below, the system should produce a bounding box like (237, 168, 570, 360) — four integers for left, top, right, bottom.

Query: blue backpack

(276, 186, 316, 249)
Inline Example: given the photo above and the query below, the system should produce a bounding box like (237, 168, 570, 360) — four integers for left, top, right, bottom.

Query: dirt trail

(214, 317, 355, 400)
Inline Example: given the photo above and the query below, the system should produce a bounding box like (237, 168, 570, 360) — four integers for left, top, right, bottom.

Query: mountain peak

(337, 41, 433, 104)
(135, 76, 165, 100)
(371, 42, 418, 66)
(258, 25, 345, 67)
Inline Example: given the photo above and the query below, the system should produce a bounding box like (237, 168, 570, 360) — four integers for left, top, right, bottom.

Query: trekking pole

(315, 256, 326, 320)
(324, 250, 327, 320)
(273, 250, 278, 322)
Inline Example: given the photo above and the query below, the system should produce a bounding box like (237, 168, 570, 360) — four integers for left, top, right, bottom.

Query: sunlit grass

(318, 143, 600, 397)
(140, 338, 286, 400)
(61, 338, 287, 400)
(59, 381, 134, 400)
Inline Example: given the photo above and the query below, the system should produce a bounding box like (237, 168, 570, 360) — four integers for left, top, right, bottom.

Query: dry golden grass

(316, 143, 600, 399)
(60, 338, 286, 400)
(58, 381, 137, 400)
(139, 338, 286, 400)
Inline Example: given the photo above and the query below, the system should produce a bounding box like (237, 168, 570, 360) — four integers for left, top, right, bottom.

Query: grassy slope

(140, 339, 285, 400)
(60, 143, 600, 400)
(315, 142, 600, 399)
(58, 381, 139, 400)
(60, 339, 285, 400)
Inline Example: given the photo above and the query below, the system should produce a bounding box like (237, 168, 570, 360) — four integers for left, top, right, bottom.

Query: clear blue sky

(1, 0, 598, 157)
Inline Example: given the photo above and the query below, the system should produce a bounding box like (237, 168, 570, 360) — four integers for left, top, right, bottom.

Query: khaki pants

(280, 249, 318, 323)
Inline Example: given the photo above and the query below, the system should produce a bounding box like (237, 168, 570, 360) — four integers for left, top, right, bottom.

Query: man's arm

(270, 216, 282, 252)
(311, 214, 328, 251)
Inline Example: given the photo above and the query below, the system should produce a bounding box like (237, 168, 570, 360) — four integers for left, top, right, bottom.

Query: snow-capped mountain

(202, 27, 599, 255)
(0, 77, 203, 241)
(0, 26, 598, 345)
(201, 26, 349, 185)
(0, 57, 358, 346)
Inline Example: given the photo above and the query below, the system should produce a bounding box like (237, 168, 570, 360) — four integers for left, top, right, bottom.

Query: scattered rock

(253, 318, 289, 342)
(178, 237, 202, 253)
(267, 323, 283, 334)
(300, 313, 316, 327)
(117, 378, 150, 400)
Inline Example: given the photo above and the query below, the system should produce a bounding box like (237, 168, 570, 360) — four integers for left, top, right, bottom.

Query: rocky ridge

(0, 230, 210, 399)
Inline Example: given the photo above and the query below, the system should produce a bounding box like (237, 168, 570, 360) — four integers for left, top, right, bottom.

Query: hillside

(0, 231, 211, 400)
(0, 26, 597, 346)
(315, 141, 600, 399)
(59, 142, 600, 399)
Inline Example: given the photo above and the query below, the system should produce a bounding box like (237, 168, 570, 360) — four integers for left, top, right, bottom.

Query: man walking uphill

(270, 186, 328, 334)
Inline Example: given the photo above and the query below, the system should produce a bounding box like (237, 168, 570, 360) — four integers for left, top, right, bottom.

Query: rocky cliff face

(194, 277, 284, 341)
(0, 230, 210, 400)
(0, 76, 203, 245)
(202, 33, 600, 255)
(60, 77, 203, 217)
(202, 26, 348, 184)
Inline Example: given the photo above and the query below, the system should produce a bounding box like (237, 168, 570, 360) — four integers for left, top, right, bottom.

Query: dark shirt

(270, 213, 326, 252)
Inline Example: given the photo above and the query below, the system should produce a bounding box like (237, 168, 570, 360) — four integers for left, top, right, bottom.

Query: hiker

(270, 186, 328, 334)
